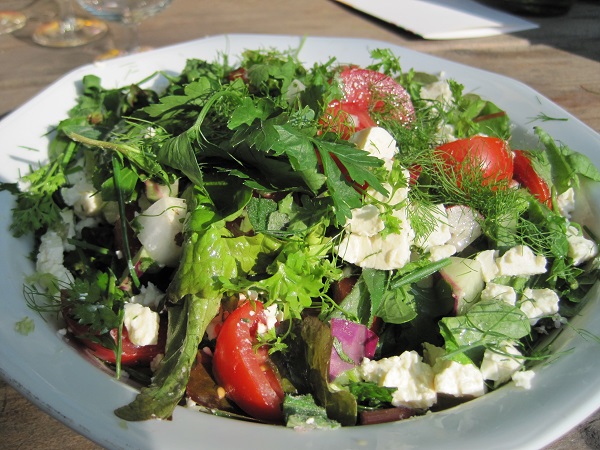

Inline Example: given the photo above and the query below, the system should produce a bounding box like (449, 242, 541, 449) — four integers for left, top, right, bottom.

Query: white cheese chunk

(512, 370, 535, 389)
(123, 302, 160, 346)
(496, 245, 547, 277)
(429, 244, 457, 262)
(480, 282, 517, 306)
(566, 225, 598, 266)
(36, 230, 73, 288)
(61, 167, 104, 218)
(480, 343, 523, 384)
(360, 351, 437, 409)
(137, 196, 187, 267)
(350, 126, 398, 161)
(556, 187, 576, 219)
(415, 204, 452, 251)
(474, 250, 499, 283)
(520, 288, 560, 325)
(131, 282, 165, 310)
(446, 205, 482, 252)
(347, 204, 385, 237)
(433, 360, 486, 398)
(337, 224, 414, 270)
(420, 80, 453, 108)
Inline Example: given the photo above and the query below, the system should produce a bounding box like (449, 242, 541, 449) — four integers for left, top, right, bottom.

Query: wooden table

(1, 0, 599, 448)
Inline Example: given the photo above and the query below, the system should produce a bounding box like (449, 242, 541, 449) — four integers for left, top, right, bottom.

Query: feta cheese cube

(512, 370, 535, 389)
(446, 205, 482, 252)
(137, 196, 187, 267)
(480, 282, 517, 306)
(36, 230, 73, 288)
(360, 351, 437, 409)
(566, 225, 598, 266)
(433, 360, 486, 398)
(61, 168, 104, 218)
(415, 204, 452, 251)
(520, 288, 560, 325)
(556, 188, 576, 219)
(480, 343, 523, 384)
(429, 244, 457, 262)
(131, 282, 165, 310)
(350, 126, 398, 161)
(420, 80, 453, 108)
(496, 245, 547, 277)
(347, 204, 385, 237)
(123, 302, 160, 346)
(474, 250, 499, 282)
(337, 226, 414, 270)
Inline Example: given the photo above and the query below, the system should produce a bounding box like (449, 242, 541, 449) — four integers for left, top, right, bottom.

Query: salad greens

(7, 45, 600, 428)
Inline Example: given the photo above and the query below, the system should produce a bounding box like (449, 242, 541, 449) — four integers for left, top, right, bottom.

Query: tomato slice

(513, 149, 552, 207)
(63, 312, 166, 366)
(212, 301, 284, 423)
(436, 136, 514, 187)
(321, 67, 415, 139)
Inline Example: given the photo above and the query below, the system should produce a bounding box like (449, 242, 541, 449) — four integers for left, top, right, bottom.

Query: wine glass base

(95, 46, 153, 61)
(0, 11, 26, 35)
(33, 17, 107, 48)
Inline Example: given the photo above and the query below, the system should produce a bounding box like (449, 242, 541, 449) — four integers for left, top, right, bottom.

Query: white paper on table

(334, 0, 539, 40)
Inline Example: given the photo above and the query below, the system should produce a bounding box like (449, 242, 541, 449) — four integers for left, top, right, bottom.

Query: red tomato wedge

(436, 136, 514, 187)
(513, 149, 552, 207)
(63, 312, 166, 366)
(322, 67, 415, 139)
(212, 301, 284, 423)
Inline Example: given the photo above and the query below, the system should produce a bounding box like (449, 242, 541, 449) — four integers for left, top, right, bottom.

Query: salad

(6, 45, 600, 429)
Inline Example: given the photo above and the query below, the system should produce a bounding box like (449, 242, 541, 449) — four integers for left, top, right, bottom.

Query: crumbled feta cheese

(433, 360, 486, 398)
(480, 282, 517, 306)
(36, 230, 73, 288)
(474, 250, 499, 283)
(520, 288, 560, 325)
(337, 211, 414, 270)
(60, 167, 104, 218)
(446, 205, 482, 252)
(350, 126, 398, 161)
(256, 304, 282, 335)
(480, 343, 523, 384)
(360, 351, 437, 409)
(566, 225, 598, 266)
(284, 79, 306, 103)
(347, 204, 385, 237)
(368, 164, 411, 206)
(512, 370, 535, 389)
(131, 282, 165, 310)
(123, 302, 160, 346)
(415, 204, 452, 251)
(496, 245, 547, 277)
(420, 80, 453, 109)
(136, 196, 187, 267)
(75, 216, 101, 236)
(17, 178, 31, 193)
(429, 244, 457, 262)
(556, 188, 576, 219)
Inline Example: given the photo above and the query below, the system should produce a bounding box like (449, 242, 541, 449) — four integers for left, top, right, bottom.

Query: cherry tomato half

(321, 67, 415, 139)
(212, 301, 284, 423)
(63, 312, 166, 366)
(436, 136, 514, 187)
(513, 149, 552, 207)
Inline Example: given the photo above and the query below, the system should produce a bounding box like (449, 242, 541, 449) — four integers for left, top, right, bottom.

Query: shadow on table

(479, 0, 600, 63)
(333, 0, 599, 64)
